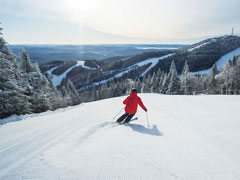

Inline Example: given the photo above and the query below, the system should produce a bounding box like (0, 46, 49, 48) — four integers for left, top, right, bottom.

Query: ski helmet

(131, 88, 137, 93)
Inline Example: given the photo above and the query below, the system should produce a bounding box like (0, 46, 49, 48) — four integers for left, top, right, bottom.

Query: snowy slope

(188, 42, 211, 52)
(194, 47, 240, 74)
(47, 61, 94, 86)
(216, 47, 240, 69)
(1, 94, 240, 180)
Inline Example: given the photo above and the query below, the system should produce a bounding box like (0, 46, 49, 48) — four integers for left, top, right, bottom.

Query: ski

(112, 117, 138, 127)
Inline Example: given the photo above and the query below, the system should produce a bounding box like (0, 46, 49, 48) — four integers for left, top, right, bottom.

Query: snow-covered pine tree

(158, 71, 165, 93)
(166, 60, 180, 94)
(125, 78, 135, 94)
(151, 71, 161, 93)
(218, 56, 240, 94)
(150, 72, 157, 93)
(91, 85, 97, 101)
(180, 60, 191, 94)
(160, 72, 169, 93)
(141, 75, 150, 93)
(46, 73, 56, 91)
(19, 50, 56, 112)
(21, 49, 34, 73)
(205, 63, 219, 94)
(99, 84, 111, 99)
(235, 56, 240, 94)
(141, 78, 148, 93)
(146, 74, 152, 93)
(66, 79, 80, 105)
(0, 25, 31, 117)
(135, 79, 142, 93)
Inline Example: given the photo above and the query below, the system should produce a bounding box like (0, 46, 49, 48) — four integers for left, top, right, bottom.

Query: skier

(116, 88, 147, 123)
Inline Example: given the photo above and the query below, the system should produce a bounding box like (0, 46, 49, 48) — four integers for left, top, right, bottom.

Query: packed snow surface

(1, 94, 240, 180)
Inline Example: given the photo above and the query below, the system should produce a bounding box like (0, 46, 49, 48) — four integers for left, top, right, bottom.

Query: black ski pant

(116, 113, 135, 123)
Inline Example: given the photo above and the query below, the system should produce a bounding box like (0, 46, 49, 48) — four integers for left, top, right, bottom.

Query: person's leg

(116, 113, 129, 123)
(124, 113, 135, 123)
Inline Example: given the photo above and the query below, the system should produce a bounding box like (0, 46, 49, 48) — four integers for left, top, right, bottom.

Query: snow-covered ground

(47, 61, 94, 86)
(194, 47, 240, 75)
(1, 94, 240, 180)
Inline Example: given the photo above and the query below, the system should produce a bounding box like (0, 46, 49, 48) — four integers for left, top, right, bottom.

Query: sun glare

(62, 0, 98, 12)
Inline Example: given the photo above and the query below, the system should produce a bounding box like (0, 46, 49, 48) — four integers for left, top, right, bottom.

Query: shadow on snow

(125, 124, 163, 136)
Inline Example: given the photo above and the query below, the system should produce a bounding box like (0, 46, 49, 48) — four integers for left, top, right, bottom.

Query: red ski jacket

(123, 92, 147, 114)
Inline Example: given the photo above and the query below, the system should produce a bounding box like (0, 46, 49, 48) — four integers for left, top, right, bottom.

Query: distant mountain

(40, 35, 240, 91)
(149, 35, 240, 74)
(40, 50, 176, 89)
(8, 44, 186, 64)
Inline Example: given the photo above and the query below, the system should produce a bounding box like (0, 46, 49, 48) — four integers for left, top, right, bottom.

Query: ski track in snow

(47, 61, 95, 86)
(188, 42, 211, 52)
(1, 94, 240, 180)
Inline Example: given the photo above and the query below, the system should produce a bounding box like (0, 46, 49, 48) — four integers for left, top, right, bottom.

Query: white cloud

(1, 0, 240, 43)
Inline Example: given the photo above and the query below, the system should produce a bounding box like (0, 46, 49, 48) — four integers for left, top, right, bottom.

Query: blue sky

(1, 0, 240, 44)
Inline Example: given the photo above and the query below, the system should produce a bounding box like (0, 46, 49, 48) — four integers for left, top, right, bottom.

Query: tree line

(79, 55, 240, 102)
(0, 26, 80, 118)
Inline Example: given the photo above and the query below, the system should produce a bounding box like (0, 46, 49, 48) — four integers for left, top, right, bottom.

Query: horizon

(8, 43, 189, 45)
(1, 0, 240, 44)
(8, 34, 240, 46)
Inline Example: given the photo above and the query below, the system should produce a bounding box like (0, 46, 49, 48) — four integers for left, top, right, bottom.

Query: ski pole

(146, 112, 150, 127)
(113, 108, 124, 119)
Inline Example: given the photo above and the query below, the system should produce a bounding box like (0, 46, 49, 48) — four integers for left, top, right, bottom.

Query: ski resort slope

(1, 94, 240, 180)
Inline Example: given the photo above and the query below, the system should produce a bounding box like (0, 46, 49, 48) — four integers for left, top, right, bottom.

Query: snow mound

(1, 94, 240, 180)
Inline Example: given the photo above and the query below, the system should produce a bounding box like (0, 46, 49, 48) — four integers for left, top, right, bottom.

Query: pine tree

(46, 73, 56, 91)
(160, 72, 169, 93)
(0, 25, 31, 117)
(91, 85, 97, 101)
(151, 71, 160, 93)
(205, 63, 219, 94)
(21, 49, 34, 73)
(166, 60, 180, 94)
(180, 60, 190, 94)
(150, 72, 156, 93)
(135, 79, 142, 93)
(66, 79, 80, 105)
(158, 71, 165, 93)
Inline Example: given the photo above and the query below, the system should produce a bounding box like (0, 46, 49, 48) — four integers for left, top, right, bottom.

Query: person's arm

(123, 97, 129, 105)
(138, 97, 147, 111)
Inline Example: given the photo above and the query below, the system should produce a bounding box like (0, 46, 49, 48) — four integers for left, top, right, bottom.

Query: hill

(8, 44, 185, 64)
(1, 94, 240, 179)
(150, 35, 240, 74)
(40, 36, 240, 91)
